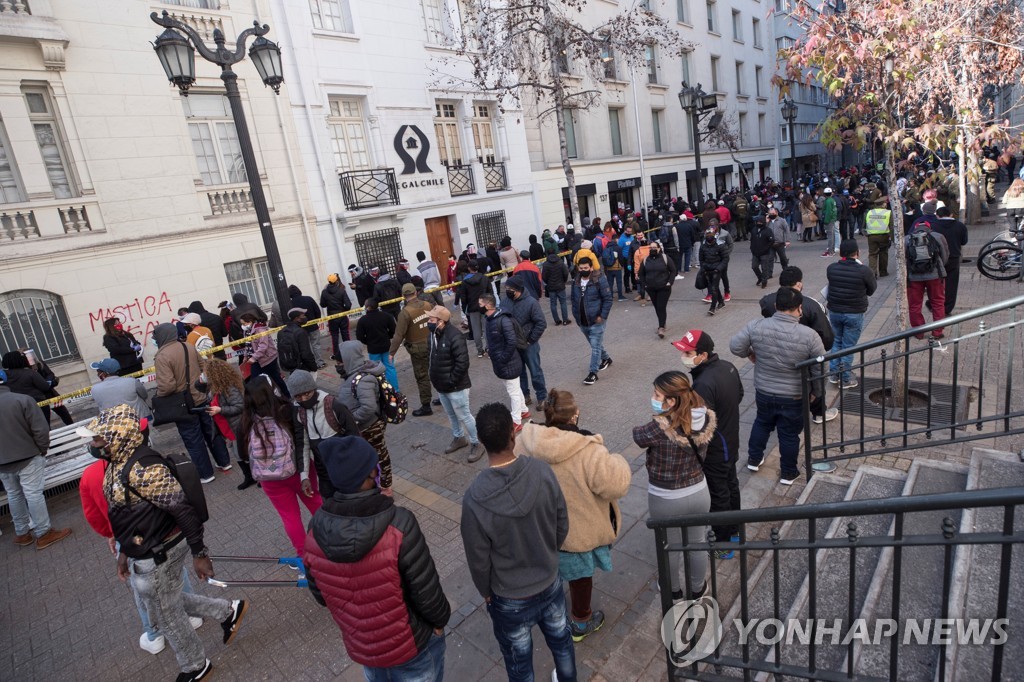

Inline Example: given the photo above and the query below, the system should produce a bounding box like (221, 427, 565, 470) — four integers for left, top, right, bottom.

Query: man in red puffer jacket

(304, 436, 451, 680)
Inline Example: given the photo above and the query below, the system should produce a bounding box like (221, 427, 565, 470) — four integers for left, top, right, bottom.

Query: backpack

(503, 312, 531, 350)
(116, 446, 209, 533)
(192, 332, 214, 353)
(277, 327, 301, 371)
(906, 227, 941, 275)
(602, 243, 618, 267)
(352, 372, 408, 424)
(248, 415, 298, 481)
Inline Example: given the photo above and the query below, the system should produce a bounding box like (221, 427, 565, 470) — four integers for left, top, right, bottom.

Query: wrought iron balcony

(446, 164, 476, 197)
(483, 161, 508, 192)
(339, 168, 400, 211)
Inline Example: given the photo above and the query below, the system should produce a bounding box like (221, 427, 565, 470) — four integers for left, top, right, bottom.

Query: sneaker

(524, 395, 532, 406)
(841, 378, 858, 389)
(13, 533, 33, 547)
(675, 274, 685, 280)
(221, 599, 249, 645)
(707, 307, 716, 316)
(583, 372, 598, 385)
(139, 632, 166, 655)
(812, 408, 839, 424)
(828, 375, 840, 384)
(432, 398, 442, 406)
(218, 464, 233, 472)
(467, 443, 483, 463)
(634, 295, 644, 302)
(747, 460, 762, 472)
(657, 327, 665, 339)
(821, 251, 832, 257)
(570, 610, 606, 642)
(477, 351, 485, 358)
(617, 297, 627, 301)
(35, 527, 71, 550)
(521, 410, 531, 421)
(190, 617, 204, 629)
(175, 659, 212, 682)
(412, 405, 433, 417)
(702, 295, 713, 303)
(714, 549, 735, 560)
(780, 474, 800, 486)
(200, 475, 215, 484)
(513, 423, 523, 434)
(444, 436, 469, 454)
(598, 357, 612, 371)
(724, 293, 732, 302)
(690, 581, 709, 600)
(563, 320, 573, 326)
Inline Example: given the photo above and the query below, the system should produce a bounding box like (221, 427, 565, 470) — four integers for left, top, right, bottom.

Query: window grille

(0, 290, 79, 364)
(354, 227, 404, 277)
(472, 210, 508, 249)
(224, 258, 274, 307)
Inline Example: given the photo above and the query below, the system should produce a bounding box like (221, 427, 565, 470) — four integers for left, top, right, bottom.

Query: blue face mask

(651, 398, 665, 414)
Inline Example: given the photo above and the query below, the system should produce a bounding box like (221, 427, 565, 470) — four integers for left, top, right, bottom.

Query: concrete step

(761, 466, 907, 678)
(708, 473, 851, 675)
(854, 460, 969, 681)
(947, 448, 1024, 682)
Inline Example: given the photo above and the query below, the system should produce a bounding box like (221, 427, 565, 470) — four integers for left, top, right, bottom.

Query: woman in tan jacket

(514, 389, 631, 642)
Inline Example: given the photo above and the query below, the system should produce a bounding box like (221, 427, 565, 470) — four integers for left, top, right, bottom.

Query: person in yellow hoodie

(573, 239, 600, 274)
(514, 389, 631, 642)
(632, 231, 652, 304)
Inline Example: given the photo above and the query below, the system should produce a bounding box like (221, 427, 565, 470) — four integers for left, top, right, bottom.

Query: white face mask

(681, 354, 699, 369)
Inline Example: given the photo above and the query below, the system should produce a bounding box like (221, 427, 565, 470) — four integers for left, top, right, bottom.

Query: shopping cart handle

(278, 557, 305, 569)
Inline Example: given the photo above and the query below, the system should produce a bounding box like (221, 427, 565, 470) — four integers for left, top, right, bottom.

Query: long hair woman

(203, 358, 255, 490)
(514, 388, 631, 642)
(800, 192, 818, 243)
(240, 377, 322, 557)
(633, 371, 716, 601)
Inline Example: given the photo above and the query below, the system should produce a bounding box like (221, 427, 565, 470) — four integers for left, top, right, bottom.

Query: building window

(706, 0, 717, 32)
(609, 109, 623, 156)
(780, 125, 789, 143)
(354, 227, 404, 277)
(758, 113, 766, 146)
(777, 36, 795, 51)
(681, 51, 692, 85)
(328, 98, 370, 172)
(677, 0, 688, 23)
(422, 0, 457, 44)
(471, 104, 496, 164)
(710, 56, 720, 91)
(737, 112, 746, 147)
(183, 93, 246, 186)
(563, 109, 578, 159)
(434, 102, 464, 167)
(755, 66, 763, 97)
(652, 110, 663, 153)
(310, 0, 354, 33)
(731, 10, 742, 41)
(0, 290, 79, 365)
(775, 0, 791, 12)
(645, 45, 658, 84)
(23, 87, 76, 200)
(752, 18, 762, 48)
(164, 0, 221, 8)
(0, 118, 24, 204)
(601, 45, 617, 80)
(473, 210, 509, 249)
(224, 258, 274, 307)
(735, 61, 744, 95)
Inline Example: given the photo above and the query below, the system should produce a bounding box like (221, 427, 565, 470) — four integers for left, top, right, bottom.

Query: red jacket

(80, 460, 112, 538)
(715, 205, 733, 225)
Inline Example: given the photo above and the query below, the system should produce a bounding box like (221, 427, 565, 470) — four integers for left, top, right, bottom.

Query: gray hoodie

(460, 455, 568, 599)
(336, 340, 385, 429)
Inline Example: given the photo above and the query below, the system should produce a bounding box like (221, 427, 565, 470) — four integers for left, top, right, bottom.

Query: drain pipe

(273, 92, 323, 285)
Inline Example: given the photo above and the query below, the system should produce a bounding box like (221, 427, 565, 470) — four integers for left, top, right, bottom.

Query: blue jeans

(578, 323, 610, 374)
(175, 411, 231, 480)
(518, 343, 547, 403)
(123, 539, 195, 640)
(363, 632, 446, 682)
(605, 269, 624, 298)
(548, 289, 568, 323)
(0, 455, 50, 537)
(370, 352, 399, 391)
(438, 388, 478, 443)
(488, 580, 577, 682)
(747, 391, 803, 480)
(682, 246, 692, 272)
(828, 312, 864, 383)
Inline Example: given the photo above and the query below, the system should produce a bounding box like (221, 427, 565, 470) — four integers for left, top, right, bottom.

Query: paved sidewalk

(3, 210, 1022, 680)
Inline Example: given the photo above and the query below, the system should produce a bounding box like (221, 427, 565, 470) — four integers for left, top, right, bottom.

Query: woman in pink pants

(240, 377, 322, 556)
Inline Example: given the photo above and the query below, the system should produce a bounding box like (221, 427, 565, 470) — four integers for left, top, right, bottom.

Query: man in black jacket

(501, 276, 548, 409)
(749, 216, 775, 289)
(348, 265, 376, 308)
(481, 293, 526, 430)
(372, 270, 403, 320)
(541, 253, 571, 325)
(426, 305, 481, 461)
(187, 301, 226, 360)
(825, 240, 877, 389)
(320, 273, 352, 361)
(289, 285, 324, 368)
(931, 205, 968, 316)
(461, 261, 490, 358)
(354, 299, 396, 380)
(674, 330, 743, 555)
(277, 308, 318, 373)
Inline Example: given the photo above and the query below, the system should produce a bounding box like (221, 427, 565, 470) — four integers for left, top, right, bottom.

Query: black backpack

(906, 227, 941, 275)
(506, 314, 531, 350)
(277, 327, 301, 371)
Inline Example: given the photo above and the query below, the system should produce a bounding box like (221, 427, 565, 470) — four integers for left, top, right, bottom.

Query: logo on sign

(394, 125, 433, 175)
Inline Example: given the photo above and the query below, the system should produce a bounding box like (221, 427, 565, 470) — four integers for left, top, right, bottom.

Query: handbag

(151, 342, 196, 425)
(694, 269, 708, 290)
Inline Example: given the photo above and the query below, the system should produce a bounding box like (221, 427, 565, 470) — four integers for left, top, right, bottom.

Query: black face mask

(89, 445, 108, 460)
(298, 396, 318, 410)
(427, 322, 438, 333)
(706, 236, 715, 242)
(579, 269, 591, 277)
(506, 291, 517, 300)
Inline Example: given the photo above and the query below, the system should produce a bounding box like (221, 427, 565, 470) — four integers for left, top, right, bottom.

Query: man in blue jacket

(570, 257, 613, 386)
(480, 293, 527, 430)
(501, 275, 548, 410)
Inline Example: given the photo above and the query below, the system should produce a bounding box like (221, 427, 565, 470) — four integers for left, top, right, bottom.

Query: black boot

(236, 460, 257, 490)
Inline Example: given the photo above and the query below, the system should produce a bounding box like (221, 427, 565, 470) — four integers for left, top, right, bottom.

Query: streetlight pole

(679, 82, 717, 205)
(781, 97, 798, 186)
(150, 11, 291, 319)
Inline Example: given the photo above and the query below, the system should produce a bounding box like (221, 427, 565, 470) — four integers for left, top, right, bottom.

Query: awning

(684, 169, 709, 179)
(714, 164, 734, 175)
(560, 183, 597, 199)
(607, 177, 642, 192)
(759, 159, 772, 168)
(651, 172, 678, 184)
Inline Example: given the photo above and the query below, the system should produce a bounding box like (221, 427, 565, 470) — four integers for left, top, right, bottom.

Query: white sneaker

(780, 475, 800, 486)
(675, 274, 686, 280)
(812, 408, 839, 424)
(200, 475, 215, 484)
(552, 669, 559, 682)
(218, 465, 233, 472)
(190, 617, 204, 629)
(139, 632, 166, 655)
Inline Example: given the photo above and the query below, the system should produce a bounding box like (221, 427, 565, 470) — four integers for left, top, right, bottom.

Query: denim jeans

(363, 631, 446, 682)
(826, 221, 841, 253)
(518, 343, 547, 403)
(548, 289, 568, 323)
(308, 327, 324, 365)
(127, 541, 195, 640)
(488, 580, 577, 682)
(682, 246, 692, 272)
(605, 269, 624, 298)
(578, 323, 610, 374)
(748, 391, 804, 480)
(438, 389, 478, 443)
(369, 352, 399, 391)
(468, 311, 487, 353)
(175, 411, 231, 480)
(0, 455, 50, 537)
(828, 312, 865, 383)
(129, 541, 234, 674)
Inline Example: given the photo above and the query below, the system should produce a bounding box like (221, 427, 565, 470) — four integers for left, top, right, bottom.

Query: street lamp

(678, 82, 718, 204)
(151, 10, 291, 319)
(781, 97, 798, 186)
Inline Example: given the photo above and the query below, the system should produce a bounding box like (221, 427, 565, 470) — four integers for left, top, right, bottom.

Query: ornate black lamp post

(678, 82, 719, 204)
(781, 97, 799, 185)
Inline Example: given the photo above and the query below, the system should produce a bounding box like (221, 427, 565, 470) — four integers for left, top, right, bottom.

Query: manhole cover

(838, 376, 972, 427)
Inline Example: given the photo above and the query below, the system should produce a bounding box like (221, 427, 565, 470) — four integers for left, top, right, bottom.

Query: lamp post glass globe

(249, 36, 284, 93)
(153, 27, 196, 94)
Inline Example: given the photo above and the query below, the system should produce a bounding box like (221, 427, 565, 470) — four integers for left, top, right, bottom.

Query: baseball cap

(90, 358, 121, 374)
(672, 329, 714, 354)
(426, 305, 451, 322)
(181, 313, 201, 325)
(327, 273, 339, 283)
(287, 307, 307, 319)
(401, 283, 417, 296)
(824, 187, 833, 194)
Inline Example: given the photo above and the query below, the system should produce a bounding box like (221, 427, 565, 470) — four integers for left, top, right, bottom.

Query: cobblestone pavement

(3, 208, 1021, 681)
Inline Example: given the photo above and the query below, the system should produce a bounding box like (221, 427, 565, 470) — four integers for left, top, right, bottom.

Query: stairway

(696, 448, 1024, 682)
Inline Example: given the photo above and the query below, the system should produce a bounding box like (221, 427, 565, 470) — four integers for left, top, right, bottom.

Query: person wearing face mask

(479, 293, 527, 431)
(425, 305, 482, 462)
(673, 331, 743, 558)
(238, 312, 290, 397)
(632, 371, 715, 601)
(286, 369, 359, 500)
(102, 316, 144, 375)
(570, 257, 614, 386)
(698, 227, 727, 315)
(500, 276, 548, 410)
(638, 239, 678, 338)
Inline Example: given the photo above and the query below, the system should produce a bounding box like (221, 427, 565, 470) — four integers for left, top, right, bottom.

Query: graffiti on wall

(87, 291, 174, 340)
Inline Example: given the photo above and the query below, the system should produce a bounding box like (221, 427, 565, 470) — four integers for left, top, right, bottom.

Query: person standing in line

(2, 350, 58, 423)
(237, 311, 290, 397)
(931, 205, 968, 316)
(501, 276, 548, 410)
(425, 305, 482, 462)
(0, 368, 71, 549)
(91, 358, 151, 422)
(799, 192, 819, 243)
(632, 371, 714, 600)
(462, 260, 490, 358)
(187, 301, 227, 360)
(512, 250, 544, 301)
(355, 298, 399, 391)
(348, 264, 376, 308)
(276, 308, 318, 374)
(372, 268, 404, 320)
(337, 340, 393, 494)
(305, 436, 451, 682)
(674, 331, 743, 558)
(864, 202, 893, 277)
(416, 251, 445, 306)
(767, 206, 790, 273)
(201, 357, 254, 490)
(390, 283, 435, 417)
(542, 250, 572, 325)
(102, 317, 144, 376)
(480, 293, 527, 431)
(638, 240, 678, 339)
(820, 187, 840, 257)
(570, 257, 613, 386)
(904, 205, 950, 340)
(180, 314, 215, 354)
(320, 273, 353, 362)
(461, 403, 577, 682)
(826, 240, 877, 389)
(514, 390, 631, 642)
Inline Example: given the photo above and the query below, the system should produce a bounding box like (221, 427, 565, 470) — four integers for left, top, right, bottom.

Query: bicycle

(977, 216, 1024, 281)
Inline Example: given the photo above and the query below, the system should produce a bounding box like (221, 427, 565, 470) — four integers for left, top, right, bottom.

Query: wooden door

(425, 216, 453, 281)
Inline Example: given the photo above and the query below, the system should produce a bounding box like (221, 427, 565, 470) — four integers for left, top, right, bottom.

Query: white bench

(0, 419, 94, 513)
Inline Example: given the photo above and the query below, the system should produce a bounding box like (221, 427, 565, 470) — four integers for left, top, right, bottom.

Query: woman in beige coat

(514, 389, 632, 642)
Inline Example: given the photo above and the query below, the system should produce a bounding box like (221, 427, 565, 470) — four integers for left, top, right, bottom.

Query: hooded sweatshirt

(337, 340, 385, 429)
(153, 322, 205, 405)
(460, 455, 568, 599)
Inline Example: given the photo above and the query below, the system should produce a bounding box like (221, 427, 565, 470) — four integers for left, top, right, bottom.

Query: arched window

(0, 290, 80, 364)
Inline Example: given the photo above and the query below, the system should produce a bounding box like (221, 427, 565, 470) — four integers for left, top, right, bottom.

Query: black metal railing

(446, 164, 475, 197)
(797, 294, 1024, 476)
(339, 168, 400, 210)
(484, 160, 508, 191)
(648, 487, 1024, 681)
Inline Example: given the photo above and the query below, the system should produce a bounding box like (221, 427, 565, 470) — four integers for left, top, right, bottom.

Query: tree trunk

(958, 129, 969, 225)
(884, 142, 912, 407)
(544, 1, 579, 229)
